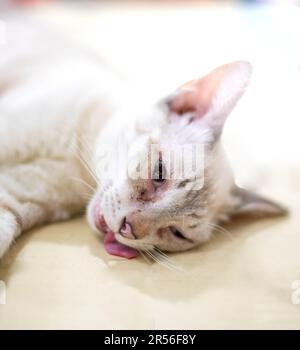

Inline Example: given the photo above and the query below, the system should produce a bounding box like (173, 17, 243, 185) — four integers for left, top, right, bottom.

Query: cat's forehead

(136, 109, 213, 150)
(134, 104, 167, 131)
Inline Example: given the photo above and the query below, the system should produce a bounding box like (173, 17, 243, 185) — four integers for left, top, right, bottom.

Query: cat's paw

(0, 210, 20, 259)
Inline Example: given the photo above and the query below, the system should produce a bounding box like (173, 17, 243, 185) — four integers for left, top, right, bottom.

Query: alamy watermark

(94, 143, 205, 190)
(0, 280, 6, 305)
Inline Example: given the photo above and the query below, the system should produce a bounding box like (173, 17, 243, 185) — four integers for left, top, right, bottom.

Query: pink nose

(119, 218, 136, 239)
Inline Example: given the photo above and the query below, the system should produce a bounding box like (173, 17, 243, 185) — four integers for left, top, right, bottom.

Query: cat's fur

(0, 18, 286, 259)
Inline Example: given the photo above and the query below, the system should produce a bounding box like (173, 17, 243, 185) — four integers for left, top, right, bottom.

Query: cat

(0, 17, 287, 260)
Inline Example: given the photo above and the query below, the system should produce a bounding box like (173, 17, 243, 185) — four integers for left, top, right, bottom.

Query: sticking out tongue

(104, 230, 139, 259)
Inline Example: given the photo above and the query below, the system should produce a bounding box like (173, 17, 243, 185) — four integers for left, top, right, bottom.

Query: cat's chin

(91, 201, 139, 259)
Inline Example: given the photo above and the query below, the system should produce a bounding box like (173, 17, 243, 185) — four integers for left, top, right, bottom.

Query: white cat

(0, 18, 286, 260)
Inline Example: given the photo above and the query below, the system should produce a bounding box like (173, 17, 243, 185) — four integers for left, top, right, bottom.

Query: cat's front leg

(0, 209, 21, 258)
(0, 159, 91, 259)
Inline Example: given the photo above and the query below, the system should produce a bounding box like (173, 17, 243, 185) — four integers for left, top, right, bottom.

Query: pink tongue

(104, 231, 139, 259)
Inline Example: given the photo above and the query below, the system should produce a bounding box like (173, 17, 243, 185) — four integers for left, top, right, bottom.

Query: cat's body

(0, 18, 121, 256)
(0, 17, 286, 260)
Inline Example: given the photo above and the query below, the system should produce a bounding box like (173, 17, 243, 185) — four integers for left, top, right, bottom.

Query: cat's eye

(169, 226, 187, 240)
(152, 157, 166, 185)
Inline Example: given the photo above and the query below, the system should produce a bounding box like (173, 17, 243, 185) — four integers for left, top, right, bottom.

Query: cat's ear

(167, 61, 252, 139)
(229, 186, 288, 219)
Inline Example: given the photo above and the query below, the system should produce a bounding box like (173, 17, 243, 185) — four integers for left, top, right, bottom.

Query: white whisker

(75, 147, 100, 185)
(146, 249, 184, 273)
(144, 250, 173, 270)
(72, 134, 100, 186)
(79, 193, 94, 201)
(153, 248, 185, 273)
(138, 250, 152, 265)
(153, 247, 170, 259)
(207, 222, 233, 240)
(70, 176, 96, 193)
(78, 135, 95, 164)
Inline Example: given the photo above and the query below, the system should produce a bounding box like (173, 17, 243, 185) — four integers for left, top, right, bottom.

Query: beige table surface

(0, 2, 300, 329)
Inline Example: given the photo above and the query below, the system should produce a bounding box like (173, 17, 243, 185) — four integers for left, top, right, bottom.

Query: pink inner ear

(168, 64, 229, 119)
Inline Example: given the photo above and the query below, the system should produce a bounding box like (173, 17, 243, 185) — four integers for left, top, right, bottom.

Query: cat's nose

(119, 213, 150, 239)
(119, 218, 136, 240)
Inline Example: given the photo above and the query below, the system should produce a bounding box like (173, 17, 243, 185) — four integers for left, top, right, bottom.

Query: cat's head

(87, 61, 287, 258)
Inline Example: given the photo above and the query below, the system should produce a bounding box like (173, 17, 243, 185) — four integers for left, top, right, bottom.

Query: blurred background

(0, 0, 300, 200)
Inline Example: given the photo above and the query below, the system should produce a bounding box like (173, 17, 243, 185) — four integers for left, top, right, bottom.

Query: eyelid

(170, 226, 185, 239)
(169, 226, 193, 243)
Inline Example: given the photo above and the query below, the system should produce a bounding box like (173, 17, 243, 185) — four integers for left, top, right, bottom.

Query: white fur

(0, 18, 125, 257)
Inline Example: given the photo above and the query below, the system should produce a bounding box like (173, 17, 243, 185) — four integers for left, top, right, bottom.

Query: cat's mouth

(94, 206, 139, 259)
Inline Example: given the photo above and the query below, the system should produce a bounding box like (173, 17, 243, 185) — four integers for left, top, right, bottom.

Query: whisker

(153, 248, 185, 273)
(76, 140, 95, 170)
(207, 222, 233, 240)
(75, 147, 100, 186)
(73, 134, 100, 183)
(152, 251, 179, 270)
(79, 133, 94, 155)
(144, 249, 165, 265)
(78, 135, 96, 166)
(144, 250, 174, 271)
(78, 193, 95, 201)
(153, 247, 170, 259)
(70, 176, 96, 193)
(146, 249, 184, 273)
(138, 250, 152, 265)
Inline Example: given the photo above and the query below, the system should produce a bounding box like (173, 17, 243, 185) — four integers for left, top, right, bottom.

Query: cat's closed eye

(169, 226, 190, 241)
